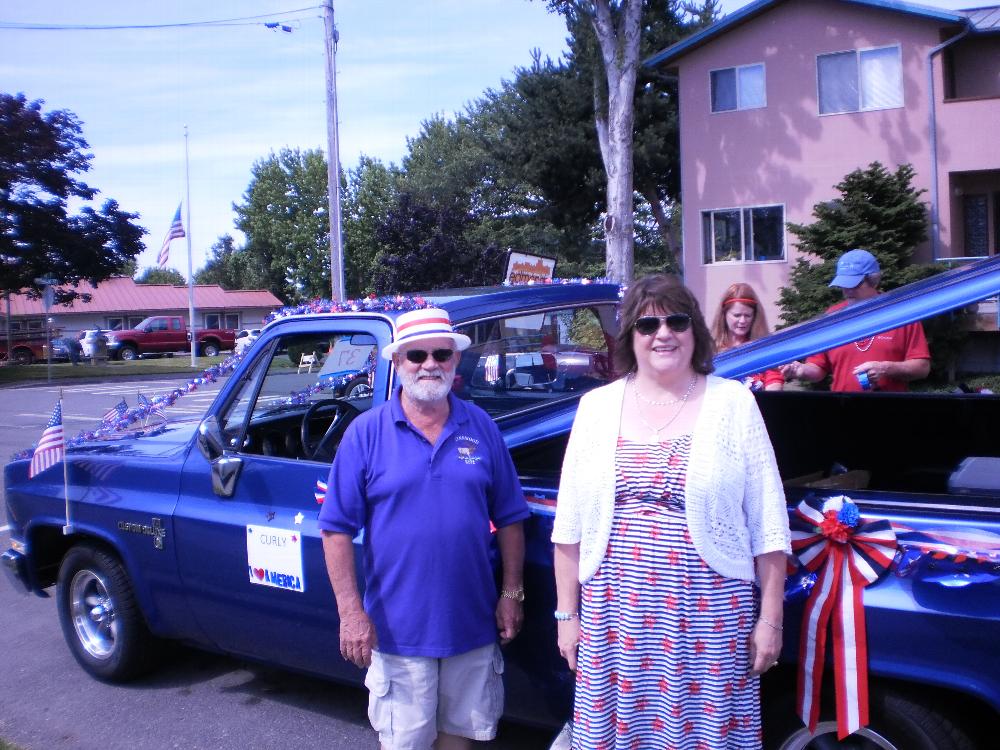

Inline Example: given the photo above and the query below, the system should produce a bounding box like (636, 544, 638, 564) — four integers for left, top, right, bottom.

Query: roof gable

(646, 0, 971, 68)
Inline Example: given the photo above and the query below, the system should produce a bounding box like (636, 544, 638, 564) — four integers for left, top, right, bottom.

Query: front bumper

(2, 548, 32, 594)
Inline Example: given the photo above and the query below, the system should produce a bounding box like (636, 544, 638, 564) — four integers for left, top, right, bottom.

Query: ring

(772, 661, 779, 667)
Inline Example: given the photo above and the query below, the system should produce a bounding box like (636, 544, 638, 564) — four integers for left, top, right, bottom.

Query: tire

(12, 347, 33, 365)
(344, 377, 373, 400)
(118, 345, 138, 361)
(200, 341, 220, 357)
(56, 544, 161, 682)
(767, 690, 976, 750)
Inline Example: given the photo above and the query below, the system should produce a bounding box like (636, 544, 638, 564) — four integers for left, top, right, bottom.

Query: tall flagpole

(185, 126, 197, 368)
(323, 0, 345, 301)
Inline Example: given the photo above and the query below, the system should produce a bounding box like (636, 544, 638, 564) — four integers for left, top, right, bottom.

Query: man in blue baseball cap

(780, 249, 930, 392)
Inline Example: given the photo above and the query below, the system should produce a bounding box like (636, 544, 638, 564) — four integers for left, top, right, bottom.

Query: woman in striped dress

(552, 275, 791, 749)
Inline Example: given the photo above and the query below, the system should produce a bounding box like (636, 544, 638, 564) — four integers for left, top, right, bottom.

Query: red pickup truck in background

(105, 316, 236, 360)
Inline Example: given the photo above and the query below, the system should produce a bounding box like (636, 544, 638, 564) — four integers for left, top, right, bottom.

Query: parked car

(79, 329, 109, 358)
(5, 261, 1000, 749)
(234, 328, 262, 356)
(104, 315, 236, 360)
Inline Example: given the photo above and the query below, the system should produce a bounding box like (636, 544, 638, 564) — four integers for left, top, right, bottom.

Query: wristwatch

(500, 587, 525, 602)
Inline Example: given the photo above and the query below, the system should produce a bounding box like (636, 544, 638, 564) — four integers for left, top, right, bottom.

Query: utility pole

(323, 0, 345, 301)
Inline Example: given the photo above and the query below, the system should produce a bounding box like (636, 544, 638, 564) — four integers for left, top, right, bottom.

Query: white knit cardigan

(551, 375, 791, 583)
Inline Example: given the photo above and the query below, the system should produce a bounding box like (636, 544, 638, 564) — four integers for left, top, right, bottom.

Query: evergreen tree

(372, 193, 506, 293)
(779, 162, 932, 326)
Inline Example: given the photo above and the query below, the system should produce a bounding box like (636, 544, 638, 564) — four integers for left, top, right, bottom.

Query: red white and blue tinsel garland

(262, 292, 431, 325)
(790, 494, 897, 740)
(13, 294, 432, 462)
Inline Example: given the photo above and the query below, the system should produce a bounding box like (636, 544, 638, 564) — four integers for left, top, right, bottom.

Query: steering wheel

(300, 398, 361, 461)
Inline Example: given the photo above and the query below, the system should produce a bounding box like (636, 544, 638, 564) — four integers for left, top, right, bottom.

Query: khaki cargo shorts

(364, 643, 504, 750)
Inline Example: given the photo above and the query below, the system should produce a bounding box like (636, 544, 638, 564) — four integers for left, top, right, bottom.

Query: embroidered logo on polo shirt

(455, 435, 483, 465)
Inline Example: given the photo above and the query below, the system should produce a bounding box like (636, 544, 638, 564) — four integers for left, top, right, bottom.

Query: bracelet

(758, 616, 783, 632)
(554, 610, 579, 621)
(500, 587, 525, 602)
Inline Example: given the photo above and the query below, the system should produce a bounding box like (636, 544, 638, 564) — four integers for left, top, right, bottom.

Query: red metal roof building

(2, 277, 283, 335)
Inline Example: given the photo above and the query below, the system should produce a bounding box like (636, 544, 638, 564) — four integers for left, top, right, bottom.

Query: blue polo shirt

(317, 388, 529, 657)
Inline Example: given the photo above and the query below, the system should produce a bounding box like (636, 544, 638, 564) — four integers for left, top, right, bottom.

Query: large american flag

(29, 401, 65, 478)
(157, 203, 185, 269)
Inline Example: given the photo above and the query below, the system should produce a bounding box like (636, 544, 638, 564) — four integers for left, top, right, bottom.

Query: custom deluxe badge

(246, 526, 304, 592)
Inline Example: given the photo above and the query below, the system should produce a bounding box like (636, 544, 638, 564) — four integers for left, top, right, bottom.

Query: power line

(0, 5, 321, 31)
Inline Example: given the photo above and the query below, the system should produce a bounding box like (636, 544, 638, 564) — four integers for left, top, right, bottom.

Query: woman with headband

(711, 283, 783, 391)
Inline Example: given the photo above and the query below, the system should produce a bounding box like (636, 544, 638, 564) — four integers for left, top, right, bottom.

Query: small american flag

(102, 397, 128, 424)
(138, 392, 166, 419)
(157, 203, 185, 269)
(314, 476, 327, 504)
(29, 401, 65, 478)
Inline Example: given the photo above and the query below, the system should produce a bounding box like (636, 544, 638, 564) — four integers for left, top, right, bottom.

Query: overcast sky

(0, 0, 978, 279)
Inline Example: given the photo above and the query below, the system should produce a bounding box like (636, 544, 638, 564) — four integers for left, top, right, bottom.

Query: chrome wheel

(779, 721, 900, 750)
(58, 545, 160, 681)
(69, 568, 118, 660)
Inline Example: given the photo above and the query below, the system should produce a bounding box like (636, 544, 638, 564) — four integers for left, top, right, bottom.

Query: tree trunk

(590, 0, 642, 284)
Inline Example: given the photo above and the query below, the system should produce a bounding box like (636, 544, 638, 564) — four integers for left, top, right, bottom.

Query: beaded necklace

(854, 336, 876, 353)
(631, 375, 697, 442)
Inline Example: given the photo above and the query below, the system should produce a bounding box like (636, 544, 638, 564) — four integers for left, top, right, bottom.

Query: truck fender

(28, 519, 170, 637)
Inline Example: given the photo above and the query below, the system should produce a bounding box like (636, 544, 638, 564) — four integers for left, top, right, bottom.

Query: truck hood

(64, 417, 201, 460)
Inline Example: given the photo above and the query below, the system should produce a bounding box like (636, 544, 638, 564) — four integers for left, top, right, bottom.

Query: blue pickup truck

(5, 261, 1000, 750)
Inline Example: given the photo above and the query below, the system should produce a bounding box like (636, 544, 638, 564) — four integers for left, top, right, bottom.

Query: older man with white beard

(318, 307, 529, 750)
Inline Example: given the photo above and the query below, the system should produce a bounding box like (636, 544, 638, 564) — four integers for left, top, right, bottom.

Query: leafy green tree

(779, 162, 932, 326)
(342, 156, 399, 296)
(135, 267, 186, 285)
(195, 234, 266, 290)
(0, 93, 146, 303)
(233, 148, 331, 303)
(539, 1, 718, 281)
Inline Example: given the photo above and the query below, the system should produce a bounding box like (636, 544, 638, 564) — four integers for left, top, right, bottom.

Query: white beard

(398, 366, 454, 404)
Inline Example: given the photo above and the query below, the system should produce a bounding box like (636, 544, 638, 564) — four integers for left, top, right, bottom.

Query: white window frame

(700, 204, 787, 265)
(709, 62, 767, 113)
(816, 44, 903, 115)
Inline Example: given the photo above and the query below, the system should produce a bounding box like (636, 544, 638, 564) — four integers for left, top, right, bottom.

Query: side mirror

(197, 416, 226, 461)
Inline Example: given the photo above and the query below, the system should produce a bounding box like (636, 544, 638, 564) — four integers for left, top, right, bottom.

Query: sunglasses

(634, 314, 692, 336)
(404, 348, 455, 364)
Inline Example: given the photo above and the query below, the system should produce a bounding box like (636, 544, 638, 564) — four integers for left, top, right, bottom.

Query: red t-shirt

(805, 301, 930, 392)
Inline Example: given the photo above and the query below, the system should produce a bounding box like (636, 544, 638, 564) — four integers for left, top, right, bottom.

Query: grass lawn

(0, 355, 227, 387)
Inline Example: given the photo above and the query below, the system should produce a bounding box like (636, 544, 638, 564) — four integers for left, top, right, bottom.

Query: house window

(701, 205, 785, 264)
(818, 46, 902, 115)
(225, 313, 240, 329)
(205, 314, 220, 329)
(710, 63, 766, 112)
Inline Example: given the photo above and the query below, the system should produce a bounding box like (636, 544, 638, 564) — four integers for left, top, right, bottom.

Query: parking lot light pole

(35, 276, 56, 383)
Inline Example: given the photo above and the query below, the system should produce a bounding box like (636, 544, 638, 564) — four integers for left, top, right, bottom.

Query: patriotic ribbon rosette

(789, 494, 897, 740)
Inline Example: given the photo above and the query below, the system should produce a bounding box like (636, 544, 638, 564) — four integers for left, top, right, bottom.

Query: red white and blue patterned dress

(572, 436, 761, 750)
